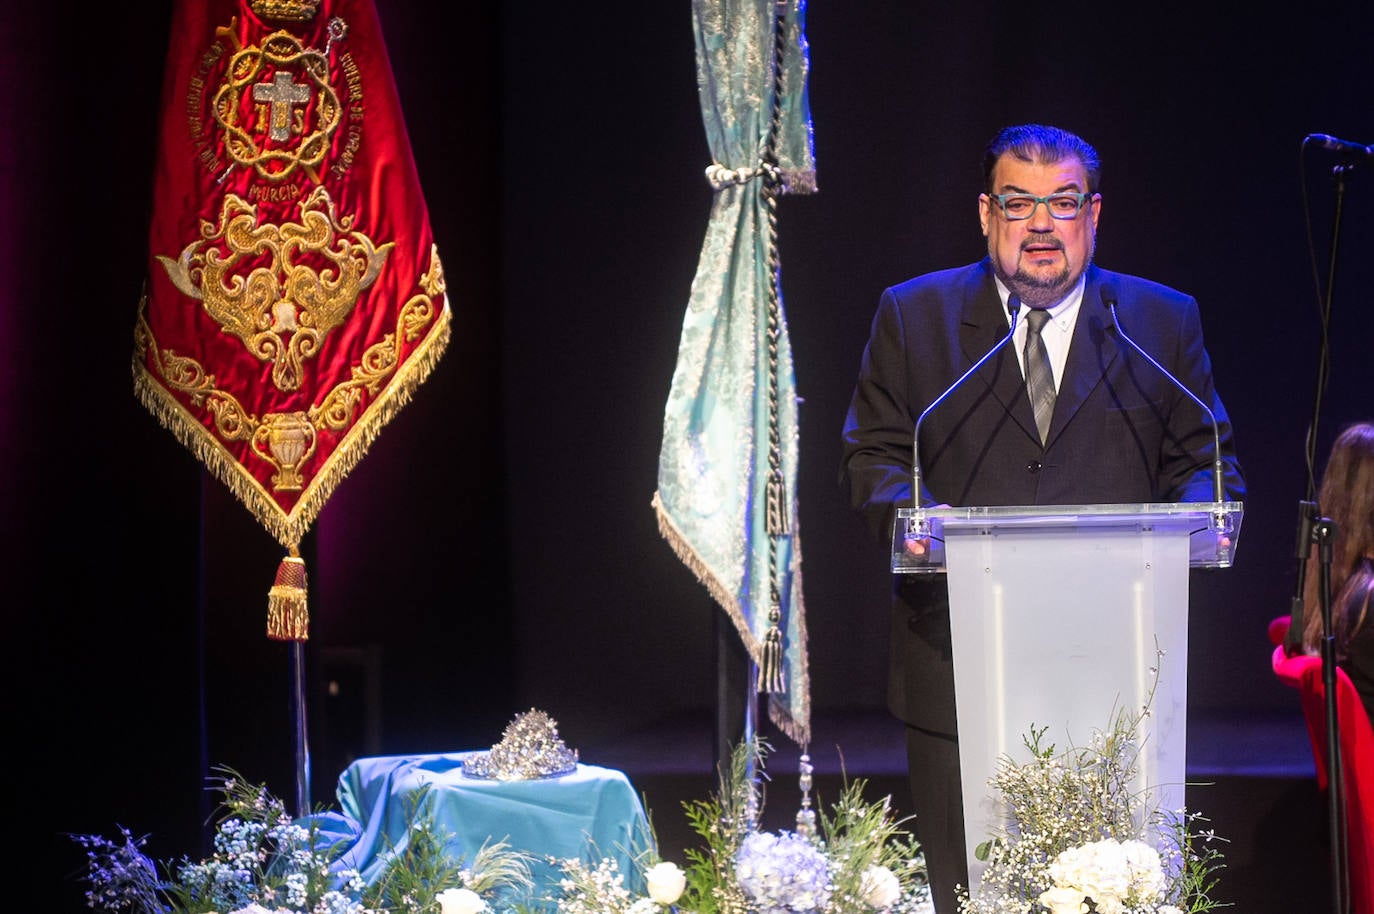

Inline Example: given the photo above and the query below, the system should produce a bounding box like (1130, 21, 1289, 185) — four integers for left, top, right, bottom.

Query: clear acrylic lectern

(892, 501, 1243, 894)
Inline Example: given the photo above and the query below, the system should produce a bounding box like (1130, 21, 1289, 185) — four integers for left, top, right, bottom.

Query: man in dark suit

(839, 123, 1245, 914)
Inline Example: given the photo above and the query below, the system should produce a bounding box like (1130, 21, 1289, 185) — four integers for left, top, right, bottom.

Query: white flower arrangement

(547, 737, 930, 914)
(1037, 837, 1169, 914)
(957, 652, 1227, 914)
(70, 743, 927, 914)
(76, 691, 1221, 914)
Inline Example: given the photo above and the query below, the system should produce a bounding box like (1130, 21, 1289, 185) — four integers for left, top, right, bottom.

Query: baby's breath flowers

(550, 856, 661, 914)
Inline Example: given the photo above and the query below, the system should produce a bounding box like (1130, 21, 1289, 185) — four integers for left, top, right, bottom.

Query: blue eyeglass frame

(988, 191, 1094, 220)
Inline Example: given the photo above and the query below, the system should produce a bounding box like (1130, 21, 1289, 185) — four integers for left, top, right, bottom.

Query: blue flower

(734, 830, 832, 913)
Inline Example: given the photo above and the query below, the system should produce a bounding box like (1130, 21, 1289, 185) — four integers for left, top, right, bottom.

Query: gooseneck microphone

(911, 295, 1022, 509)
(1101, 284, 1226, 506)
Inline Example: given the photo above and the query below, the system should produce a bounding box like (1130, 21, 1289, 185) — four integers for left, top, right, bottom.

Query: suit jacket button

(1027, 460, 1043, 473)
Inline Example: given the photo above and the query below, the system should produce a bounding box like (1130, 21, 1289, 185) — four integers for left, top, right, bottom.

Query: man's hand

(903, 533, 931, 557)
(902, 503, 950, 556)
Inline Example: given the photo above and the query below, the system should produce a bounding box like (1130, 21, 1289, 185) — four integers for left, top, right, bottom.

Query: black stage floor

(584, 707, 1337, 914)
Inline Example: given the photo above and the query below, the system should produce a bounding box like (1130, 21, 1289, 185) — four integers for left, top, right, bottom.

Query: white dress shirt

(995, 274, 1085, 392)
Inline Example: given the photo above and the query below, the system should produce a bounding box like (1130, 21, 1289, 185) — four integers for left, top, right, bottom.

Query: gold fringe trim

(133, 300, 452, 551)
(652, 489, 811, 744)
(769, 529, 810, 746)
(267, 589, 309, 640)
(771, 708, 809, 746)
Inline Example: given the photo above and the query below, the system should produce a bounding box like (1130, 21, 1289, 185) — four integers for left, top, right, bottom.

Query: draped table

(303, 751, 653, 911)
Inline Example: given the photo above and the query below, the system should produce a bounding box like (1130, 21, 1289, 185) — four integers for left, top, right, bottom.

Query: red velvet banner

(133, 0, 448, 636)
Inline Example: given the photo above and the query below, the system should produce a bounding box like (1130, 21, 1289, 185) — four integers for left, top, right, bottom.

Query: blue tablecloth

(303, 751, 653, 911)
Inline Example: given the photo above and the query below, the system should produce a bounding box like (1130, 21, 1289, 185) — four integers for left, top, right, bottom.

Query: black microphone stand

(1308, 515, 1348, 914)
(1293, 135, 1359, 914)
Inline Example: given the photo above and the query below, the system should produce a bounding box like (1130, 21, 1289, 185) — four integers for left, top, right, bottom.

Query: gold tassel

(267, 550, 309, 642)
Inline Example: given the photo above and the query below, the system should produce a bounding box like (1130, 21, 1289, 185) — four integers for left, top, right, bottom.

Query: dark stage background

(6, 2, 1370, 911)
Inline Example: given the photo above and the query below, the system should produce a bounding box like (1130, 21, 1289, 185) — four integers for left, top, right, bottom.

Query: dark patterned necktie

(1023, 308, 1055, 444)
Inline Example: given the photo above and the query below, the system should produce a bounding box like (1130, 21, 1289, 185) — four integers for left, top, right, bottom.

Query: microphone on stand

(1101, 284, 1234, 536)
(1307, 133, 1374, 162)
(909, 294, 1022, 539)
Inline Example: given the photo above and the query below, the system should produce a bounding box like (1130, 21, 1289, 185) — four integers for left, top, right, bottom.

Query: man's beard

(997, 234, 1094, 307)
(1009, 263, 1073, 304)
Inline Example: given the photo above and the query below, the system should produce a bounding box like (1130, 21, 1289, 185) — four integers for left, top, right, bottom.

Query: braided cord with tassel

(757, 0, 790, 696)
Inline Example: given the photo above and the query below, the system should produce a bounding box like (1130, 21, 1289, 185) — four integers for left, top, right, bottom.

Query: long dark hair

(1302, 421, 1374, 656)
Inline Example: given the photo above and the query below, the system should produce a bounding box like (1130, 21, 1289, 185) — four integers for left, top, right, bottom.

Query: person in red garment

(1297, 420, 1374, 725)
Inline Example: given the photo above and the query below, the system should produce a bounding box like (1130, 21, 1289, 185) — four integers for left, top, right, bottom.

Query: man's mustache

(1021, 235, 1064, 251)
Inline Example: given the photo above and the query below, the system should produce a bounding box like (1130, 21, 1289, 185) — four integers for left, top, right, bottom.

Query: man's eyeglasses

(988, 192, 1094, 221)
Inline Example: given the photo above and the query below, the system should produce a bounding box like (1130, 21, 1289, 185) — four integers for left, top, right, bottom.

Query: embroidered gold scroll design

(156, 187, 392, 394)
(136, 246, 445, 498)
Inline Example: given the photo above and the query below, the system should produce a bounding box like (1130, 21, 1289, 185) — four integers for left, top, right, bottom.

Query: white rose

(1120, 840, 1166, 899)
(436, 887, 488, 914)
(859, 864, 902, 908)
(1037, 885, 1090, 914)
(1093, 895, 1126, 914)
(645, 861, 687, 904)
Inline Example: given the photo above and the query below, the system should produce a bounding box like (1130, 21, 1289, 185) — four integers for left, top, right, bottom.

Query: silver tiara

(463, 709, 579, 780)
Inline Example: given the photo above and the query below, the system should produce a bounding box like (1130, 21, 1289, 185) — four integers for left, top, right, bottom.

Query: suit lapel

(959, 263, 1039, 442)
(1044, 267, 1122, 446)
